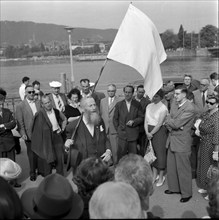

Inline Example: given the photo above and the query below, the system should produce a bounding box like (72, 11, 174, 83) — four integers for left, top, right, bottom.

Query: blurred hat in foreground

(21, 173, 84, 219)
(0, 158, 22, 180)
(49, 81, 62, 88)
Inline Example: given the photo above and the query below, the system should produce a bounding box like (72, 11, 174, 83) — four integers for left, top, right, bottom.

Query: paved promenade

(15, 139, 209, 218)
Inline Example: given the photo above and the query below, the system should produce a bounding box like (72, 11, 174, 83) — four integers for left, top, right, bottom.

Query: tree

(177, 24, 186, 48)
(200, 25, 218, 47)
(160, 29, 179, 50)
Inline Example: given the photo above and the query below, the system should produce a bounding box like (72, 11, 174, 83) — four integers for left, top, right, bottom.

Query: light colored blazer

(15, 99, 41, 140)
(100, 96, 121, 134)
(192, 89, 210, 118)
(166, 100, 195, 153)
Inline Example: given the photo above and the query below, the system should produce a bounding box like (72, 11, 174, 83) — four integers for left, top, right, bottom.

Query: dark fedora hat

(21, 173, 84, 219)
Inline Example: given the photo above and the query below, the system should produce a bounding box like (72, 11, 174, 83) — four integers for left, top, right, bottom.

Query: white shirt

(27, 99, 37, 115)
(146, 102, 168, 126)
(46, 109, 60, 132)
(108, 97, 114, 106)
(19, 84, 26, 100)
(125, 100, 131, 112)
(83, 115, 94, 136)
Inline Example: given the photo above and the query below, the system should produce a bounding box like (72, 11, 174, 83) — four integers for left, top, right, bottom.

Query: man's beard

(86, 109, 101, 125)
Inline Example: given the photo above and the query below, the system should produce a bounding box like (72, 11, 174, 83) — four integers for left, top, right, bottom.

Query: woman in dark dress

(64, 88, 82, 123)
(196, 94, 219, 199)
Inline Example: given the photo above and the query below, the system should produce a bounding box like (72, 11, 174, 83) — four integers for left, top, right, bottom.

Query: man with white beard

(64, 97, 112, 174)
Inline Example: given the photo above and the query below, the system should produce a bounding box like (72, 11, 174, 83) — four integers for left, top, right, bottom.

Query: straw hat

(21, 173, 84, 219)
(0, 158, 22, 180)
(49, 81, 62, 88)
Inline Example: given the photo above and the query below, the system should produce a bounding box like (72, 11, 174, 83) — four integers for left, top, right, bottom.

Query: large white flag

(107, 4, 167, 99)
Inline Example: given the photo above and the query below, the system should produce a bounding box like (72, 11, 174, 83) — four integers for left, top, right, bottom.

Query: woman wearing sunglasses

(196, 94, 219, 200)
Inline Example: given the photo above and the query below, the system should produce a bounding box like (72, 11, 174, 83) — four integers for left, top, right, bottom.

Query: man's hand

(101, 149, 112, 162)
(146, 132, 153, 140)
(64, 139, 74, 153)
(21, 134, 27, 140)
(126, 120, 134, 127)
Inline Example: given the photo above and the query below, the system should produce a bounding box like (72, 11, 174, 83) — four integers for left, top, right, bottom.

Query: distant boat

(76, 53, 107, 62)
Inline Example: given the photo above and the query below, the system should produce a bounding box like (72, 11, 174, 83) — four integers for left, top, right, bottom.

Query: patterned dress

(196, 110, 219, 190)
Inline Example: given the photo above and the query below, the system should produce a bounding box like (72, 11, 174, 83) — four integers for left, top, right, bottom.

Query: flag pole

(91, 58, 108, 93)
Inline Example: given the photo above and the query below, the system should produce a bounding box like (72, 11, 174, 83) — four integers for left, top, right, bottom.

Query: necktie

(56, 95, 63, 111)
(109, 97, 113, 106)
(202, 92, 205, 106)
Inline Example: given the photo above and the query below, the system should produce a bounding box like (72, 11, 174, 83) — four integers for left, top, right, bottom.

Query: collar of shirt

(46, 108, 54, 115)
(125, 99, 132, 104)
(178, 99, 187, 108)
(27, 99, 35, 104)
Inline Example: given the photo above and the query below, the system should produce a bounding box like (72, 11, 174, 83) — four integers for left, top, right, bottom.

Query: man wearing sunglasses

(15, 85, 41, 181)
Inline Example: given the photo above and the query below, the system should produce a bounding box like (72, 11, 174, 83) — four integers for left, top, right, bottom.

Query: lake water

(0, 56, 218, 98)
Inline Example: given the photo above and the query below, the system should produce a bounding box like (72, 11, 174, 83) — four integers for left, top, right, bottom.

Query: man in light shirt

(100, 84, 121, 164)
(31, 95, 67, 176)
(19, 76, 30, 100)
(48, 81, 67, 113)
(15, 85, 41, 181)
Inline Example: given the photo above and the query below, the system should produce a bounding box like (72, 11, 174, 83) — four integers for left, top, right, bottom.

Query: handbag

(207, 161, 219, 180)
(144, 140, 157, 164)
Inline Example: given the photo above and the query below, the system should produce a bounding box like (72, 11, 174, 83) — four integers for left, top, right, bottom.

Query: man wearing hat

(16, 85, 41, 181)
(48, 81, 67, 113)
(21, 173, 84, 219)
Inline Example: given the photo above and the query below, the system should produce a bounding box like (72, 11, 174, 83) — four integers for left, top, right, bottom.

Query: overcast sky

(1, 0, 218, 33)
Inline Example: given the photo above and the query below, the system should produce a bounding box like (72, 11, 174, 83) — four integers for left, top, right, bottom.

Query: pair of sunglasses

(206, 101, 216, 105)
(27, 91, 35, 94)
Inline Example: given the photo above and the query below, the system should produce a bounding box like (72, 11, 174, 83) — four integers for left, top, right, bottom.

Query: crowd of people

(0, 72, 219, 219)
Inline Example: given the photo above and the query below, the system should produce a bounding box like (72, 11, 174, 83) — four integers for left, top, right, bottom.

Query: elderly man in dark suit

(15, 85, 41, 181)
(134, 85, 151, 157)
(64, 96, 112, 174)
(164, 86, 195, 203)
(48, 81, 67, 113)
(113, 85, 144, 161)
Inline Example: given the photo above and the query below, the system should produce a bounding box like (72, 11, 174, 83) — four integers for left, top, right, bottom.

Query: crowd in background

(0, 71, 219, 219)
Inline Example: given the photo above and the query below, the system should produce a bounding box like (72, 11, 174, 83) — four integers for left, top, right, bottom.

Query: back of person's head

(89, 181, 142, 219)
(22, 76, 30, 83)
(210, 72, 219, 80)
(114, 154, 153, 211)
(21, 173, 84, 219)
(0, 176, 23, 219)
(32, 80, 40, 86)
(207, 176, 219, 218)
(73, 157, 114, 198)
(0, 88, 7, 98)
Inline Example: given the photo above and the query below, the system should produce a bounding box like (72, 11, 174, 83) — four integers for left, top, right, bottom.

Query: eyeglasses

(206, 100, 216, 105)
(27, 91, 35, 94)
(107, 90, 116, 92)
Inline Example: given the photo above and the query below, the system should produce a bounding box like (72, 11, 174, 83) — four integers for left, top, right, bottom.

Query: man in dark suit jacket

(15, 85, 41, 181)
(31, 95, 67, 177)
(80, 78, 100, 109)
(134, 85, 151, 157)
(164, 86, 195, 203)
(48, 81, 67, 113)
(64, 96, 112, 174)
(113, 85, 144, 161)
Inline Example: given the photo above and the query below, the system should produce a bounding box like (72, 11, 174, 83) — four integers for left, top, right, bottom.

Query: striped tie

(56, 95, 63, 111)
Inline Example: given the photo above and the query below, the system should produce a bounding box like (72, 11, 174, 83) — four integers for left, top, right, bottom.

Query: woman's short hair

(0, 177, 23, 219)
(155, 89, 164, 99)
(73, 157, 114, 198)
(67, 88, 82, 100)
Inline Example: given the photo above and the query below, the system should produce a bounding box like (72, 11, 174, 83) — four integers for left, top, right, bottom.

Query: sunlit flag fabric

(107, 4, 167, 99)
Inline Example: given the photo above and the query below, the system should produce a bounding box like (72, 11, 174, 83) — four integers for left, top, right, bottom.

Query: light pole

(64, 27, 74, 88)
